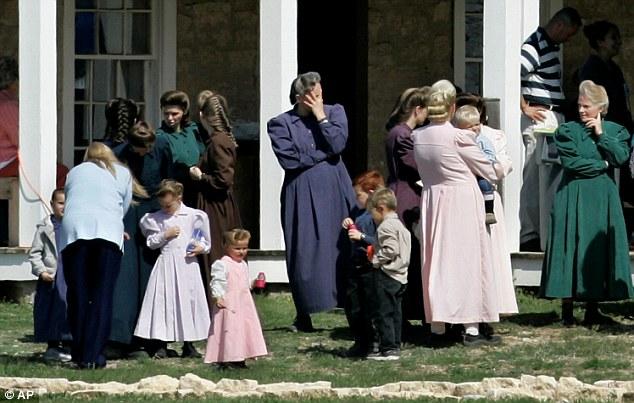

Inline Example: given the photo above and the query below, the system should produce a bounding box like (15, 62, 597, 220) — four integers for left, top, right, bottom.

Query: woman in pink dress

(204, 228, 267, 369)
(456, 93, 519, 317)
(413, 85, 503, 347)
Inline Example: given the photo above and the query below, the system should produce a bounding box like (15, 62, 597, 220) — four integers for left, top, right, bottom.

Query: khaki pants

(519, 110, 565, 250)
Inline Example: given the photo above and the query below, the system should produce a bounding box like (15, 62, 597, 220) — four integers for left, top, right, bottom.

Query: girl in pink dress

(204, 229, 267, 368)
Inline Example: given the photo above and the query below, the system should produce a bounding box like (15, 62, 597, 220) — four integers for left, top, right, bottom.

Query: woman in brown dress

(190, 92, 242, 310)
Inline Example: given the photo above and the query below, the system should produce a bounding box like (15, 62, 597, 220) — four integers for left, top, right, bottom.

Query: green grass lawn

(1, 288, 634, 401)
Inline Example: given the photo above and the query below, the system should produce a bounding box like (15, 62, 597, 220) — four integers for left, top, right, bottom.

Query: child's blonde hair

(453, 105, 481, 128)
(223, 228, 251, 246)
(367, 187, 397, 212)
(156, 179, 184, 198)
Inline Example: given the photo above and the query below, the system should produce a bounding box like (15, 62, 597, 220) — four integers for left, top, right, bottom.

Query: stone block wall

(563, 1, 634, 112)
(177, 0, 259, 122)
(367, 0, 453, 173)
(0, 0, 18, 59)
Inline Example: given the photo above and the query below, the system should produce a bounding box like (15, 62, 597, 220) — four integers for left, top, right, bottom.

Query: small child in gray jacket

(367, 188, 411, 361)
(29, 189, 71, 362)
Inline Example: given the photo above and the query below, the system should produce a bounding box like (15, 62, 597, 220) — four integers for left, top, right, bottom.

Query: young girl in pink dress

(134, 180, 211, 358)
(204, 229, 267, 368)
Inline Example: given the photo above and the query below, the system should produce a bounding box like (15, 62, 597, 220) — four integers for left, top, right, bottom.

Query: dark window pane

(93, 104, 107, 139)
(465, 14, 483, 58)
(121, 61, 145, 100)
(126, 13, 150, 54)
(125, 0, 150, 9)
(465, 62, 482, 95)
(74, 149, 86, 166)
(75, 60, 89, 101)
(75, 12, 96, 54)
(76, 0, 96, 9)
(98, 12, 124, 54)
(74, 105, 91, 147)
(100, 0, 123, 9)
(465, 0, 483, 13)
(92, 60, 118, 102)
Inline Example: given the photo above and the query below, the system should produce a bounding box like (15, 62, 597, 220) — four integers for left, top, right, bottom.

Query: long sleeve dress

(109, 136, 171, 344)
(134, 204, 211, 341)
(267, 104, 356, 314)
(540, 121, 634, 300)
(385, 123, 424, 320)
(194, 131, 242, 311)
(479, 125, 519, 314)
(413, 121, 501, 324)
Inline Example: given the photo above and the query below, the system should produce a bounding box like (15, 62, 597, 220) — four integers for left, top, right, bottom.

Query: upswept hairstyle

(156, 179, 184, 198)
(196, 89, 215, 112)
(431, 80, 457, 105)
(0, 56, 18, 90)
(160, 90, 191, 123)
(579, 80, 609, 115)
(289, 71, 321, 104)
(353, 170, 385, 194)
(199, 92, 238, 146)
(105, 98, 139, 144)
(385, 87, 431, 131)
(583, 20, 619, 51)
(84, 142, 148, 199)
(128, 121, 156, 149)
(223, 228, 251, 246)
(367, 187, 398, 211)
(426, 91, 453, 122)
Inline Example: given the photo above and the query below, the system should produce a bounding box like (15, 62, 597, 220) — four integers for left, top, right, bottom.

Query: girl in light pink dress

(204, 229, 267, 368)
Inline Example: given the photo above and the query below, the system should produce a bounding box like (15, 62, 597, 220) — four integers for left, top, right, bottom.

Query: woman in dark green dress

(540, 80, 634, 325)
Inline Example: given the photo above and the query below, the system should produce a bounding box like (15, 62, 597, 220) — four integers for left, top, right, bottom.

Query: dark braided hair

(105, 98, 139, 144)
(200, 92, 237, 147)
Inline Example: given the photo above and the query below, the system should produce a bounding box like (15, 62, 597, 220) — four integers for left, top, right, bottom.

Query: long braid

(202, 94, 238, 147)
(105, 98, 139, 144)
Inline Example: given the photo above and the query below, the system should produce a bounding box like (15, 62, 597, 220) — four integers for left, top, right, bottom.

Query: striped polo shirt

(521, 27, 565, 108)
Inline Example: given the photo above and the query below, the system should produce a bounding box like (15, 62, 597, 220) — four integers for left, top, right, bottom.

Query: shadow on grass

(597, 301, 634, 319)
(298, 343, 349, 359)
(18, 334, 35, 343)
(0, 352, 46, 365)
(502, 311, 561, 327)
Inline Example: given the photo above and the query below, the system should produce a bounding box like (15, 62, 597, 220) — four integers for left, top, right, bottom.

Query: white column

(259, 0, 297, 250)
(483, 0, 540, 252)
(18, 0, 57, 246)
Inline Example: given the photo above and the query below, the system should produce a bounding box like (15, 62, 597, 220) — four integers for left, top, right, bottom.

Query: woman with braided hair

(189, 91, 242, 312)
(104, 98, 139, 147)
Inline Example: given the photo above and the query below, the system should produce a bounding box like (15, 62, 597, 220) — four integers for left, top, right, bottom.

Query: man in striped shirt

(519, 7, 582, 252)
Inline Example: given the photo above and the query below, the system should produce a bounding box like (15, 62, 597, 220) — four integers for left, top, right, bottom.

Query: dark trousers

(344, 263, 377, 350)
(371, 270, 407, 352)
(63, 239, 122, 367)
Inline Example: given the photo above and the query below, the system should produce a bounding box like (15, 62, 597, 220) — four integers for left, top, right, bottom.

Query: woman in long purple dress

(267, 72, 356, 331)
(384, 87, 430, 327)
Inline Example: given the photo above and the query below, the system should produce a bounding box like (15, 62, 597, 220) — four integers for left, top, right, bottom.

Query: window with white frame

(72, 0, 154, 164)
(454, 0, 483, 95)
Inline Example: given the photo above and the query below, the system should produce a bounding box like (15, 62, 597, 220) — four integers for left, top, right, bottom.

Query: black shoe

(345, 342, 368, 358)
(425, 333, 455, 348)
(561, 300, 576, 327)
(181, 342, 202, 358)
(228, 361, 248, 369)
(519, 238, 542, 252)
(463, 333, 501, 347)
(153, 347, 168, 359)
(288, 315, 315, 333)
(367, 349, 400, 361)
(583, 306, 617, 326)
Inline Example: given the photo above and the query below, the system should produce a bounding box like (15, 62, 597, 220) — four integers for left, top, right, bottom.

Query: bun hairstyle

(289, 71, 321, 105)
(105, 98, 139, 144)
(160, 90, 191, 123)
(199, 92, 237, 147)
(426, 91, 453, 122)
(431, 80, 457, 105)
(583, 20, 619, 50)
(128, 120, 156, 149)
(578, 80, 609, 115)
(385, 87, 431, 131)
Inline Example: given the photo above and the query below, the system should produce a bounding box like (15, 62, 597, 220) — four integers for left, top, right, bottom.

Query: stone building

(1, 0, 633, 288)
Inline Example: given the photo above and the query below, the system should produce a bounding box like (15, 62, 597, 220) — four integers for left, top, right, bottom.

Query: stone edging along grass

(2, 374, 634, 401)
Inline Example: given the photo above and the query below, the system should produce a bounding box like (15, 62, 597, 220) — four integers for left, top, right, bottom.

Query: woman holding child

(413, 83, 503, 346)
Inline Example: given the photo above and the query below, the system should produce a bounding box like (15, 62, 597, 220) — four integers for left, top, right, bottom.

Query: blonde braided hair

(200, 92, 238, 147)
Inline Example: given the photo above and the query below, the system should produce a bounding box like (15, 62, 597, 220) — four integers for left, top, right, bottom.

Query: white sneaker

(43, 347, 72, 362)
